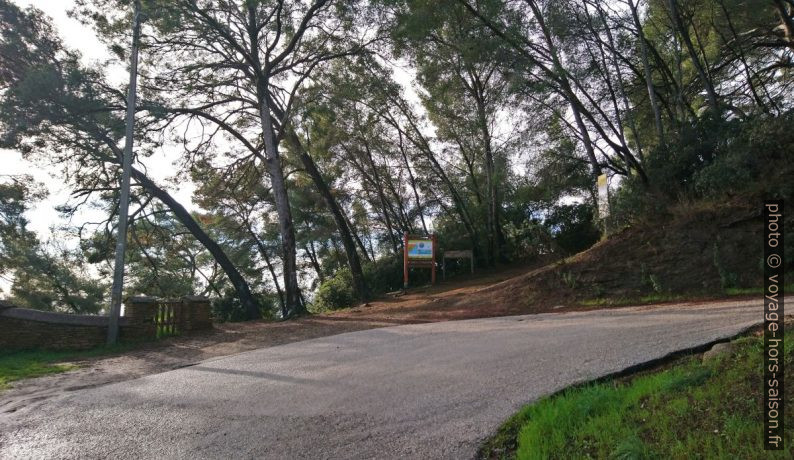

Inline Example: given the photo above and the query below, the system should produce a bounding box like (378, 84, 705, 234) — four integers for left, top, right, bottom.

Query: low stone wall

(0, 296, 213, 351)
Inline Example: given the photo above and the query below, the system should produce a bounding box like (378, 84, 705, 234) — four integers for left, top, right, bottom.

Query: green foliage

(314, 256, 406, 311)
(363, 256, 404, 294)
(0, 178, 106, 313)
(501, 330, 794, 459)
(639, 263, 664, 294)
(313, 268, 356, 311)
(712, 241, 738, 290)
(611, 112, 794, 226)
(545, 203, 600, 255)
(560, 271, 579, 290)
(211, 290, 276, 323)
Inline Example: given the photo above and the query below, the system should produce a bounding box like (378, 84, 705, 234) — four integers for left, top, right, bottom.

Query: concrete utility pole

(107, 0, 142, 345)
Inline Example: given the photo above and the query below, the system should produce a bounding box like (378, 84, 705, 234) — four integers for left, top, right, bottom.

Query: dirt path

(0, 262, 747, 417)
(0, 266, 536, 416)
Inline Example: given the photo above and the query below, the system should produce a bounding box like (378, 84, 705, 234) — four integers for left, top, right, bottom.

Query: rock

(702, 342, 735, 362)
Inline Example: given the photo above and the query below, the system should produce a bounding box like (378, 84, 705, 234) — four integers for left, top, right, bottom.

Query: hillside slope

(327, 200, 790, 322)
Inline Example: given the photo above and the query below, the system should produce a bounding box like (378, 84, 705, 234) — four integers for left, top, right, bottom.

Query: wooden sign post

(442, 250, 474, 280)
(403, 232, 436, 289)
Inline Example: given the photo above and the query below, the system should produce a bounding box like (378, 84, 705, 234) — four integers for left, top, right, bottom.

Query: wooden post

(403, 232, 409, 289)
(431, 233, 437, 285)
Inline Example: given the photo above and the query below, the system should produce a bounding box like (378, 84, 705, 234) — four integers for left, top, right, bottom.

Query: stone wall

(0, 296, 213, 351)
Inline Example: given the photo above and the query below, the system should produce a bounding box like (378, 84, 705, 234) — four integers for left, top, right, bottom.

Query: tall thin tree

(107, 0, 141, 344)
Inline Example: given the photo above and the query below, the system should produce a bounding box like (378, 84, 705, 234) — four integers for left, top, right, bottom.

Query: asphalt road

(0, 300, 765, 459)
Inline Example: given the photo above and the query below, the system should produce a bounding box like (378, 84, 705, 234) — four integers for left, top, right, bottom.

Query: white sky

(1, 1, 197, 294)
(4, 0, 197, 239)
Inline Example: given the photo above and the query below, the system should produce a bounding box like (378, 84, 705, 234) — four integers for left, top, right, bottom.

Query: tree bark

(256, 94, 303, 318)
(473, 87, 500, 265)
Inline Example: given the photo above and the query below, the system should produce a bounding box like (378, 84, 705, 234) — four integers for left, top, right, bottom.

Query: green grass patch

(481, 330, 793, 459)
(0, 343, 135, 391)
(0, 351, 77, 390)
(725, 284, 794, 296)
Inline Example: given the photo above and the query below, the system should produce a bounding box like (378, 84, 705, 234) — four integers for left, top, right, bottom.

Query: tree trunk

(256, 92, 303, 318)
(473, 90, 500, 265)
(397, 130, 428, 234)
(243, 221, 285, 314)
(593, 1, 645, 162)
(718, 0, 768, 113)
(527, 0, 602, 180)
(362, 139, 401, 253)
(305, 241, 325, 285)
(131, 168, 260, 319)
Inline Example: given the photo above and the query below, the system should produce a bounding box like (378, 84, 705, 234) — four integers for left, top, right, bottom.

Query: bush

(313, 268, 356, 311)
(610, 111, 794, 226)
(362, 256, 404, 294)
(211, 290, 277, 322)
(545, 203, 601, 255)
(313, 256, 409, 311)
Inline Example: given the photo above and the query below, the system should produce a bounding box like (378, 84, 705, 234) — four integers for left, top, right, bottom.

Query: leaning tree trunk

(285, 129, 369, 302)
(397, 130, 428, 234)
(361, 139, 402, 253)
(131, 168, 260, 319)
(528, 0, 602, 181)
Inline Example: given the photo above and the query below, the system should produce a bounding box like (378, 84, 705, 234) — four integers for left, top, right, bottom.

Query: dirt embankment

(338, 200, 784, 320)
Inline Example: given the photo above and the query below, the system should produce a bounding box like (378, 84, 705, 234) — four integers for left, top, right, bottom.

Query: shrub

(313, 268, 356, 311)
(313, 255, 419, 311)
(362, 256, 404, 294)
(610, 111, 794, 226)
(211, 290, 276, 322)
(545, 203, 601, 255)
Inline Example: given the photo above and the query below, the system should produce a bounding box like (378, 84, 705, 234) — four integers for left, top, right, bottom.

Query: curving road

(0, 300, 767, 459)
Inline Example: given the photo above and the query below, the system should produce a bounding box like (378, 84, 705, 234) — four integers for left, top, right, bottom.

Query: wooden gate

(154, 301, 184, 338)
